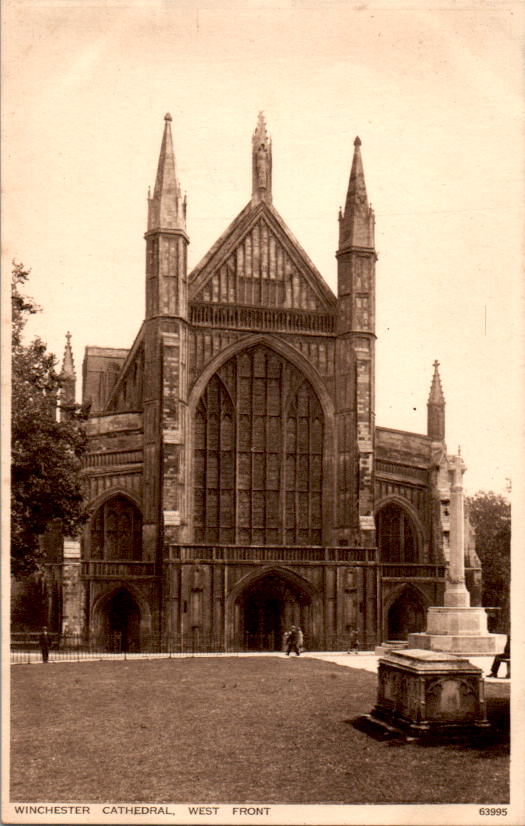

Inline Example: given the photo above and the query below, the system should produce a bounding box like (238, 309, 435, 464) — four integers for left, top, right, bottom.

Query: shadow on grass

(348, 691, 510, 755)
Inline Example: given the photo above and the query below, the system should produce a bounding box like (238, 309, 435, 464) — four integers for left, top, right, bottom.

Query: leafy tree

(467, 491, 510, 631)
(11, 263, 89, 579)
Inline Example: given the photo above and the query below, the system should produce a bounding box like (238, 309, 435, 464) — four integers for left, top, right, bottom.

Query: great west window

(193, 345, 323, 545)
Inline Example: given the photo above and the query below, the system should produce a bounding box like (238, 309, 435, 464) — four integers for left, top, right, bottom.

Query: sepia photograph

(2, 2, 524, 824)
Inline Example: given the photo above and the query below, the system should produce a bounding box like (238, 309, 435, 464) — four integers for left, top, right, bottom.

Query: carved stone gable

(190, 207, 335, 315)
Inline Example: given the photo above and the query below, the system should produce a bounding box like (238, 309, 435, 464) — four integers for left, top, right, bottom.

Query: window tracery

(91, 495, 142, 560)
(193, 346, 324, 545)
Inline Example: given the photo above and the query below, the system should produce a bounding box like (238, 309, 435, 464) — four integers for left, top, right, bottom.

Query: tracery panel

(376, 502, 418, 563)
(90, 495, 142, 560)
(194, 375, 235, 543)
(193, 345, 324, 545)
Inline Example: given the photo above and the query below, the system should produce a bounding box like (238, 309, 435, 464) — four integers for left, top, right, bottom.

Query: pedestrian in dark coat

(39, 627, 50, 663)
(286, 625, 302, 656)
(347, 628, 359, 654)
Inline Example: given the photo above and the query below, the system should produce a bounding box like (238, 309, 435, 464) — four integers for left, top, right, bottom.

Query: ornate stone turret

(252, 111, 272, 203)
(144, 112, 189, 321)
(147, 113, 186, 232)
(59, 331, 76, 421)
(338, 136, 375, 251)
(427, 360, 446, 441)
(143, 113, 190, 566)
(335, 137, 377, 543)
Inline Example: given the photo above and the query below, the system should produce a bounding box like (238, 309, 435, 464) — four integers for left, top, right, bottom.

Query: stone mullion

(250, 352, 256, 545)
(260, 368, 267, 544)
(219, 387, 228, 543)
(307, 392, 313, 545)
(280, 363, 288, 546)
(234, 361, 241, 545)
(204, 390, 212, 539)
(218, 391, 224, 543)
(293, 403, 299, 546)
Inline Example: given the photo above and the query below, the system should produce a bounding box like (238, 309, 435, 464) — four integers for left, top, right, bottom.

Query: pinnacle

(252, 111, 272, 202)
(148, 112, 185, 231)
(428, 360, 445, 405)
(61, 331, 75, 378)
(253, 110, 269, 142)
(338, 134, 373, 249)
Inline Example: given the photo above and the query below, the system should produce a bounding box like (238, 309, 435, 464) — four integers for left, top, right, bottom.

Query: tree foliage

(11, 263, 89, 578)
(467, 491, 511, 630)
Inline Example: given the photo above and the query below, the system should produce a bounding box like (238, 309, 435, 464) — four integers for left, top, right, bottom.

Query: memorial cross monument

(408, 451, 506, 655)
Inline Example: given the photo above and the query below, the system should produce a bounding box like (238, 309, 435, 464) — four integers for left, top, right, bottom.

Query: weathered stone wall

(162, 555, 379, 649)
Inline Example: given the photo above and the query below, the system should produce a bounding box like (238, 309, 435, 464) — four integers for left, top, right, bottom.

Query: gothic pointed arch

(91, 583, 152, 651)
(89, 493, 142, 560)
(188, 332, 334, 420)
(375, 496, 423, 563)
(192, 343, 326, 545)
(384, 583, 428, 640)
(226, 564, 319, 606)
(225, 565, 319, 652)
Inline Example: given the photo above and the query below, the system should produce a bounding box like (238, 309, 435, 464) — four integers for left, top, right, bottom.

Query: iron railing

(10, 631, 375, 663)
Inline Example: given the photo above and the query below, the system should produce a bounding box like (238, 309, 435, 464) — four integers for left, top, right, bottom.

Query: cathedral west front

(56, 113, 480, 652)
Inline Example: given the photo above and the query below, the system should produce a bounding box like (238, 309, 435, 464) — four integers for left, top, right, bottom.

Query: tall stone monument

(408, 451, 506, 655)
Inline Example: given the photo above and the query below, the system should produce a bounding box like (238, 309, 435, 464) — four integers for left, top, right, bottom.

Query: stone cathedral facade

(63, 114, 480, 651)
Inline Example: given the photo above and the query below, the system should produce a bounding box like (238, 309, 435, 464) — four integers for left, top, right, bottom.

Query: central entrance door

(241, 573, 309, 651)
(104, 588, 141, 652)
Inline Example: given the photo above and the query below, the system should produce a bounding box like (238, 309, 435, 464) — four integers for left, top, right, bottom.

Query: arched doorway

(387, 588, 426, 640)
(239, 573, 312, 651)
(96, 588, 141, 651)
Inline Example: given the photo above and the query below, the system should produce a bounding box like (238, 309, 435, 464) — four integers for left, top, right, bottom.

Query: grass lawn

(11, 656, 509, 804)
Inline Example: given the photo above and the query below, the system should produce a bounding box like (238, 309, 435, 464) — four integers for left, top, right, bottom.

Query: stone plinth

(408, 607, 506, 655)
(372, 649, 489, 737)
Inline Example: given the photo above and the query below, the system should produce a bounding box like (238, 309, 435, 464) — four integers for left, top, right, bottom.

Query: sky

(2, 1, 523, 496)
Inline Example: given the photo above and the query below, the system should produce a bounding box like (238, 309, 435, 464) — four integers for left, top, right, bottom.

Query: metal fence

(11, 631, 372, 664)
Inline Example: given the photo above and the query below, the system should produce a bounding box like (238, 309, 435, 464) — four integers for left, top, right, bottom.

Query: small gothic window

(90, 496, 142, 560)
(376, 503, 419, 563)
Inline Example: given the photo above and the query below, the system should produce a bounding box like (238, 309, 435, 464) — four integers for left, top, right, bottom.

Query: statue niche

(256, 143, 268, 189)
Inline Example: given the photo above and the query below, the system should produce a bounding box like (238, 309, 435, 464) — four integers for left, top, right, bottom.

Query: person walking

(347, 628, 359, 654)
(39, 626, 50, 663)
(286, 625, 302, 656)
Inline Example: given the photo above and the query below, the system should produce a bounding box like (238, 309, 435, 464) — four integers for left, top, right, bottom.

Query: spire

(59, 331, 76, 419)
(428, 360, 445, 405)
(252, 111, 272, 203)
(427, 360, 446, 441)
(147, 113, 186, 232)
(339, 136, 374, 250)
(61, 331, 75, 379)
